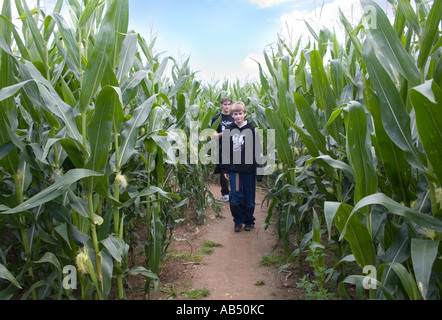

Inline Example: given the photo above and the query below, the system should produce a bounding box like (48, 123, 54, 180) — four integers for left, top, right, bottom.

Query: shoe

(234, 223, 243, 233)
(244, 224, 255, 232)
(222, 195, 229, 202)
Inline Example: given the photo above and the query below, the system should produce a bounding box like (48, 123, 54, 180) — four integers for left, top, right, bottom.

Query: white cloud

(279, 0, 394, 47)
(279, 0, 362, 45)
(240, 52, 266, 78)
(250, 0, 296, 8)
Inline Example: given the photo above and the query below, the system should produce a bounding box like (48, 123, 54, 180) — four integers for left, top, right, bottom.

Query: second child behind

(211, 97, 234, 202)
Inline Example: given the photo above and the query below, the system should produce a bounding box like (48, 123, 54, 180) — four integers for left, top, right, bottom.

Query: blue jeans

(229, 173, 256, 226)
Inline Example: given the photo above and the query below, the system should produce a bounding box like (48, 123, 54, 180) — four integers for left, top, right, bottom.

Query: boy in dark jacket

(211, 97, 234, 201)
(221, 102, 263, 232)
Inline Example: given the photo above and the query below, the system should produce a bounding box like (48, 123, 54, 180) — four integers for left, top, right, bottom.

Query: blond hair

(230, 102, 247, 114)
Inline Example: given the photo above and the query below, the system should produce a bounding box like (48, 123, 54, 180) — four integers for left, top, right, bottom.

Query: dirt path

(149, 184, 300, 301)
(191, 185, 286, 300)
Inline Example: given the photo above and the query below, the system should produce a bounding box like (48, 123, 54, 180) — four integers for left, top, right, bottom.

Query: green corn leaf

(291, 123, 320, 158)
(274, 59, 296, 124)
(148, 106, 166, 134)
(0, 141, 14, 161)
(189, 81, 200, 105)
(330, 59, 345, 99)
(50, 12, 80, 70)
(265, 108, 293, 166)
(111, 0, 129, 69)
(364, 87, 414, 204)
(363, 40, 423, 171)
(177, 93, 186, 123)
(309, 50, 340, 142)
(148, 208, 164, 275)
(312, 209, 321, 244)
(34, 252, 62, 272)
(137, 186, 180, 202)
(0, 263, 22, 289)
(99, 249, 113, 300)
(278, 204, 295, 249)
(43, 0, 63, 42)
(121, 70, 149, 105)
(1, 169, 103, 214)
(345, 101, 378, 203)
(0, 31, 14, 57)
(18, 61, 83, 142)
(410, 80, 442, 185)
(379, 223, 410, 264)
(393, 4, 407, 39)
(101, 236, 128, 263)
(78, 0, 101, 28)
(0, 80, 32, 102)
(67, 189, 90, 219)
(116, 94, 157, 169)
(54, 223, 72, 250)
(309, 50, 327, 111)
(168, 75, 188, 97)
(276, 69, 296, 127)
(79, 0, 117, 114)
(116, 32, 138, 84)
(389, 262, 421, 300)
(264, 49, 277, 83)
(293, 92, 327, 154)
(324, 202, 340, 241)
(0, 0, 12, 40)
(397, 0, 420, 34)
(351, 193, 442, 232)
(0, 114, 19, 175)
(305, 155, 355, 184)
(341, 275, 395, 300)
(41, 138, 88, 169)
(0, 13, 29, 60)
(304, 19, 319, 41)
(411, 238, 439, 300)
(329, 202, 376, 267)
(257, 61, 271, 100)
(318, 28, 332, 58)
(21, 1, 46, 64)
(339, 8, 363, 58)
(418, 0, 442, 69)
(84, 86, 119, 193)
(361, 0, 421, 85)
(127, 266, 159, 281)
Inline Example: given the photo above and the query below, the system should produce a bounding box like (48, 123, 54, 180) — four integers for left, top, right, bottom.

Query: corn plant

(259, 0, 442, 300)
(0, 0, 214, 300)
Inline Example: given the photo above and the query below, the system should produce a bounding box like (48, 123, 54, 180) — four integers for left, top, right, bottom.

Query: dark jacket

(211, 113, 235, 135)
(211, 113, 234, 174)
(220, 121, 263, 178)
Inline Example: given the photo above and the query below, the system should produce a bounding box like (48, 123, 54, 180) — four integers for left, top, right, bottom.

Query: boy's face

(221, 101, 231, 114)
(233, 111, 246, 124)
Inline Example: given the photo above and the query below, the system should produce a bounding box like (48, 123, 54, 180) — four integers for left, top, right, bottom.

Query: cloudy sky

(14, 0, 393, 83)
(128, 0, 393, 83)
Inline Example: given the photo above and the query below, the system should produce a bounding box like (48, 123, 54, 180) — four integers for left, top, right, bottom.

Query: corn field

(0, 0, 441, 300)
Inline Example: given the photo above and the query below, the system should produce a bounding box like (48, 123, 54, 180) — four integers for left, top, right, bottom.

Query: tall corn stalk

(0, 0, 198, 300)
(259, 0, 442, 299)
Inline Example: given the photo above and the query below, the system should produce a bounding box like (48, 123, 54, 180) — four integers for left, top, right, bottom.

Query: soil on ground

(127, 183, 316, 301)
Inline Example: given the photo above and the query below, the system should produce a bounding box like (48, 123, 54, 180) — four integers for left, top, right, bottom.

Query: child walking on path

(211, 97, 234, 202)
(221, 102, 263, 232)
